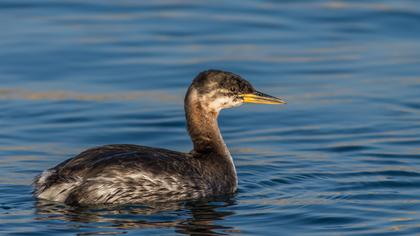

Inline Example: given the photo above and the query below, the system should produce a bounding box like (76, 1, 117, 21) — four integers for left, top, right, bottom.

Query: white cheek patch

(208, 97, 241, 111)
(189, 88, 242, 112)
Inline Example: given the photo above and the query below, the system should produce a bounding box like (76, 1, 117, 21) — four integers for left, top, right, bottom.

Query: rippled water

(1, 0, 420, 235)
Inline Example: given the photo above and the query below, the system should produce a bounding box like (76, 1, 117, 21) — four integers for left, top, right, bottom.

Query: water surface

(1, 0, 420, 235)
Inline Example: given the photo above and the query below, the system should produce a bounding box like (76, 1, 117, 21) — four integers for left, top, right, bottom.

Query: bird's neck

(184, 87, 238, 192)
(185, 89, 230, 156)
(185, 88, 235, 156)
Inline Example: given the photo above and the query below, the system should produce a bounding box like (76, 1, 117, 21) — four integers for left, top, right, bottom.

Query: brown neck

(184, 88, 229, 156)
(184, 87, 238, 192)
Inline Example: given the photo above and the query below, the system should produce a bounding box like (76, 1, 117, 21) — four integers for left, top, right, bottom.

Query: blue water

(1, 0, 420, 235)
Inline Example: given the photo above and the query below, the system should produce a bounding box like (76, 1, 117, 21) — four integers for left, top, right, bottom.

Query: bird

(33, 70, 286, 206)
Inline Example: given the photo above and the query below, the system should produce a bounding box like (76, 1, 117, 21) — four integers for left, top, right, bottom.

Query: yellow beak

(240, 91, 286, 105)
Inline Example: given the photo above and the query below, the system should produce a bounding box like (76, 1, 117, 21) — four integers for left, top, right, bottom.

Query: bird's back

(34, 144, 211, 205)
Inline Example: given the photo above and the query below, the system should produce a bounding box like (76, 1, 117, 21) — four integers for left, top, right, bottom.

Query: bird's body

(34, 144, 236, 205)
(33, 70, 285, 206)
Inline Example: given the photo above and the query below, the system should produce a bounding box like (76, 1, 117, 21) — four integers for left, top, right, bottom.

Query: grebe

(33, 70, 286, 205)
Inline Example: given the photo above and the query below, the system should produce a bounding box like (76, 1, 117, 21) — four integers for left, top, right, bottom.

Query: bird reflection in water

(34, 196, 238, 235)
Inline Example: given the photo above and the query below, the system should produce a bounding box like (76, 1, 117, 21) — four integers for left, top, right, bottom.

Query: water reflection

(1, 0, 420, 234)
(35, 196, 237, 235)
(0, 88, 182, 103)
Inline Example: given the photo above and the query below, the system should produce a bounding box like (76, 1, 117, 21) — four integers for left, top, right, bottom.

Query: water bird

(33, 70, 286, 205)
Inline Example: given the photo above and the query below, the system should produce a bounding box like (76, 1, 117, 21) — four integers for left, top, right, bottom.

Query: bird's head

(186, 70, 286, 113)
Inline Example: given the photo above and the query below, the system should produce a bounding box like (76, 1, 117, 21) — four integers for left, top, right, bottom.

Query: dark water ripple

(1, 0, 420, 235)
